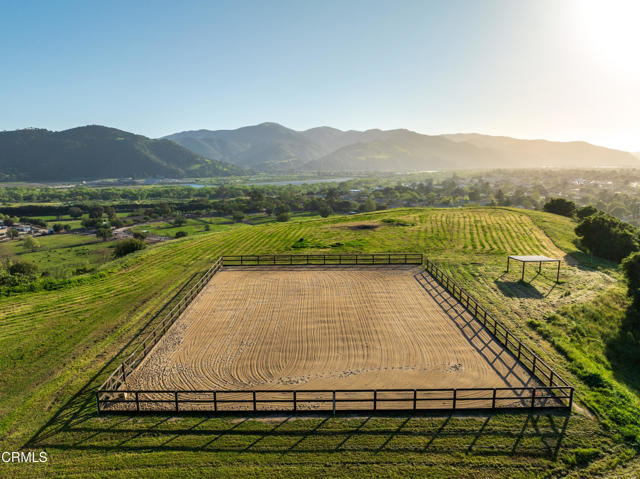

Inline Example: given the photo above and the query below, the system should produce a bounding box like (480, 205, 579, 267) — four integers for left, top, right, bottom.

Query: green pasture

(0, 206, 638, 477)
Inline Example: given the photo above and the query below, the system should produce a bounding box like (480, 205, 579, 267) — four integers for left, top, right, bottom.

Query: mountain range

(166, 123, 639, 172)
(0, 123, 637, 181)
(0, 126, 246, 181)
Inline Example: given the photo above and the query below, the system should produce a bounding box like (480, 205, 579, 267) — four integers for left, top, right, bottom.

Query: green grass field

(0, 206, 638, 477)
(1, 234, 118, 278)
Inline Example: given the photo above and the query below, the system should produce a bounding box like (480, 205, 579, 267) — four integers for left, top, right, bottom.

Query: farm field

(126, 266, 537, 394)
(1, 233, 118, 277)
(0, 206, 638, 477)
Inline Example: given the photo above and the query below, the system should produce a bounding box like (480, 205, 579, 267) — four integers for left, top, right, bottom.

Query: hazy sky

(1, 0, 638, 151)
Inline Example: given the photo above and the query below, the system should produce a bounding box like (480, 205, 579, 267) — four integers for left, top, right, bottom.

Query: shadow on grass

(495, 280, 545, 299)
(27, 409, 571, 460)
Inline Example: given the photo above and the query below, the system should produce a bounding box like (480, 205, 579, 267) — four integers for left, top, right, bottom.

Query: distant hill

(166, 123, 639, 172)
(0, 125, 246, 181)
(164, 123, 326, 170)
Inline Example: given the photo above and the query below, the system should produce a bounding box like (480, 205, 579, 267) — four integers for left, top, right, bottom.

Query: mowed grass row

(0, 206, 629, 477)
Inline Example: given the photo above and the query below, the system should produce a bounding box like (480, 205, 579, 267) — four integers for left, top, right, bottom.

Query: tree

(6, 228, 19, 239)
(88, 206, 104, 219)
(575, 213, 639, 262)
(3, 218, 14, 227)
(577, 205, 598, 220)
(63, 224, 71, 232)
(232, 210, 246, 223)
(96, 227, 113, 242)
(110, 217, 124, 228)
(173, 214, 186, 227)
(113, 238, 146, 257)
(319, 204, 333, 218)
(23, 235, 39, 251)
(68, 207, 83, 219)
(276, 212, 290, 222)
(82, 218, 100, 229)
(361, 197, 376, 213)
(52, 223, 64, 233)
(623, 252, 640, 304)
(543, 198, 577, 218)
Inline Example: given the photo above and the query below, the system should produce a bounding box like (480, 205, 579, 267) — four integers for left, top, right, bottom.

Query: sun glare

(575, 0, 640, 75)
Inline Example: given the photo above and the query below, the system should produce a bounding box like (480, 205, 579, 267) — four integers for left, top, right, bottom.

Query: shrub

(543, 198, 576, 218)
(113, 238, 146, 258)
(175, 231, 188, 238)
(9, 260, 38, 278)
(133, 231, 148, 240)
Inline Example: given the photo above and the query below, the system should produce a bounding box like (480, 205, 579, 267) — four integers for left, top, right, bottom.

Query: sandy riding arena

(125, 266, 537, 391)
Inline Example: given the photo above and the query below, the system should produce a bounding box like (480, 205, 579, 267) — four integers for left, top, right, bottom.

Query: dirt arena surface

(125, 266, 539, 392)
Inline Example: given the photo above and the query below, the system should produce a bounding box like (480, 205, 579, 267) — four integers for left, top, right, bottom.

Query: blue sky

(1, 0, 638, 150)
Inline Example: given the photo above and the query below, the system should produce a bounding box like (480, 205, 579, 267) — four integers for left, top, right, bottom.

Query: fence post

(517, 342, 522, 361)
(568, 388, 574, 410)
(373, 390, 377, 411)
(492, 388, 497, 410)
(135, 391, 139, 412)
(530, 388, 536, 409)
(452, 389, 457, 410)
(96, 391, 101, 415)
(549, 370, 554, 387)
(413, 390, 417, 411)
(532, 355, 537, 375)
(175, 391, 179, 412)
(121, 363, 126, 383)
(253, 391, 257, 412)
(213, 391, 217, 412)
(293, 391, 297, 412)
(333, 391, 336, 416)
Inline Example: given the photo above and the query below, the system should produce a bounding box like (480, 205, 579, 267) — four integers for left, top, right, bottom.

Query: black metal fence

(96, 253, 573, 414)
(97, 386, 571, 414)
(222, 253, 424, 266)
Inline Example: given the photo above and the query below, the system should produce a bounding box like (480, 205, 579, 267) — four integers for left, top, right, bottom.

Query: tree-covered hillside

(0, 126, 246, 181)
